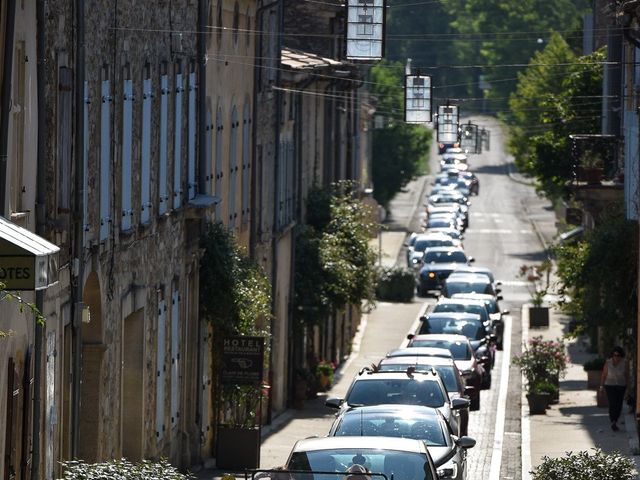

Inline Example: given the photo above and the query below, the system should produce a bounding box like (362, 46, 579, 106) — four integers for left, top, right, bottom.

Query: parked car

(405, 334, 485, 408)
(285, 436, 440, 480)
(427, 192, 469, 207)
(458, 171, 479, 195)
(451, 293, 509, 350)
(324, 368, 469, 437)
(417, 247, 474, 297)
(328, 405, 476, 480)
(406, 233, 461, 267)
(378, 354, 477, 420)
(412, 312, 495, 383)
(451, 266, 500, 290)
(423, 227, 464, 242)
(430, 297, 496, 348)
(426, 205, 468, 230)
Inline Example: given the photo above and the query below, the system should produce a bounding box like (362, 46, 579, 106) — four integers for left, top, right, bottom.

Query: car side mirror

(503, 309, 510, 315)
(419, 315, 427, 322)
(497, 295, 503, 300)
(407, 333, 415, 340)
(451, 397, 470, 410)
(463, 386, 475, 397)
(489, 334, 498, 342)
(456, 436, 476, 449)
(468, 257, 475, 263)
(496, 281, 502, 286)
(325, 397, 344, 409)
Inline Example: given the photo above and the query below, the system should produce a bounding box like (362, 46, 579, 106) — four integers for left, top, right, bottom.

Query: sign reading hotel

(221, 336, 265, 385)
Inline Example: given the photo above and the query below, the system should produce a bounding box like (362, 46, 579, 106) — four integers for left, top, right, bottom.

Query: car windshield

(346, 379, 446, 408)
(423, 251, 467, 264)
(445, 281, 492, 296)
(334, 413, 447, 447)
(288, 449, 435, 480)
(409, 340, 472, 360)
(418, 318, 486, 340)
(377, 364, 459, 393)
(433, 304, 489, 323)
(414, 238, 451, 251)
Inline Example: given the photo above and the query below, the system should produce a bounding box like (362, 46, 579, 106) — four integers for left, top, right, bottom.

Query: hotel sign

(221, 336, 265, 385)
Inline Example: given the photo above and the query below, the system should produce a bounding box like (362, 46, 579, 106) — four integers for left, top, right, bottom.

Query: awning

(0, 216, 60, 290)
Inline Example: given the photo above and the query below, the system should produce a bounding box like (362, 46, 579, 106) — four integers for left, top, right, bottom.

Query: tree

(369, 61, 432, 209)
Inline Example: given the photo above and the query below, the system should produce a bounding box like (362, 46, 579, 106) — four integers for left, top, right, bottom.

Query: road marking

(521, 307, 532, 480)
(466, 229, 533, 234)
(400, 302, 431, 348)
(489, 313, 512, 480)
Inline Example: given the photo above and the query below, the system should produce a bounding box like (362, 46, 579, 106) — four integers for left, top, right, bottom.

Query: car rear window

(346, 379, 446, 408)
(409, 340, 472, 360)
(334, 414, 447, 447)
(423, 251, 467, 264)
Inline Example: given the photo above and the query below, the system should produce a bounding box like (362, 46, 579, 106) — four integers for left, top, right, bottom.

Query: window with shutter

(229, 106, 238, 229)
(156, 297, 167, 440)
(215, 108, 224, 218)
(121, 76, 134, 231)
(159, 73, 169, 215)
(205, 106, 213, 195)
(57, 66, 73, 212)
(187, 69, 197, 200)
(100, 74, 112, 241)
(141, 72, 152, 225)
(170, 289, 181, 428)
(173, 68, 184, 210)
(241, 103, 250, 224)
(83, 81, 91, 245)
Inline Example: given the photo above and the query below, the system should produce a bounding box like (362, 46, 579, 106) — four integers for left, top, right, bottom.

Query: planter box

(586, 369, 602, 389)
(529, 306, 550, 328)
(216, 425, 261, 470)
(527, 392, 550, 415)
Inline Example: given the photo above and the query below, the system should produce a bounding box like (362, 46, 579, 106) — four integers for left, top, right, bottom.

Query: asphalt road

(258, 115, 547, 480)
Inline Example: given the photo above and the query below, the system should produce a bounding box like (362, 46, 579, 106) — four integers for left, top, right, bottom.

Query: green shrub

(59, 459, 194, 479)
(375, 267, 415, 302)
(531, 449, 636, 480)
(531, 378, 558, 396)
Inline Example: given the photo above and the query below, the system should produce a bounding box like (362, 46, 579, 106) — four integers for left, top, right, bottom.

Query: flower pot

(527, 392, 551, 415)
(216, 425, 261, 469)
(318, 373, 332, 391)
(529, 306, 549, 328)
(586, 369, 602, 389)
(576, 166, 603, 184)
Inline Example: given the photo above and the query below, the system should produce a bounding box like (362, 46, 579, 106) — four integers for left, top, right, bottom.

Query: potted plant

(577, 149, 604, 184)
(531, 449, 635, 480)
(583, 357, 606, 389)
(518, 261, 552, 327)
(315, 360, 336, 391)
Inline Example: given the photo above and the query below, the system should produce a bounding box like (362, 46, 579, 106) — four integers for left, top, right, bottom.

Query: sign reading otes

(221, 336, 265, 385)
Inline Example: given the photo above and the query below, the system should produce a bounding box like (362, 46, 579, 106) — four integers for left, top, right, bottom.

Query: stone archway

(78, 271, 104, 462)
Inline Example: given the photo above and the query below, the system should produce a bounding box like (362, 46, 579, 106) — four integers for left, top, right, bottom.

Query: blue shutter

(215, 109, 223, 218)
(187, 72, 197, 200)
(156, 298, 167, 439)
(170, 289, 180, 428)
(100, 79, 111, 241)
(205, 108, 213, 195)
(121, 78, 133, 231)
(141, 77, 152, 225)
(241, 103, 250, 223)
(173, 72, 183, 210)
(159, 74, 169, 215)
(83, 81, 90, 246)
(229, 106, 238, 229)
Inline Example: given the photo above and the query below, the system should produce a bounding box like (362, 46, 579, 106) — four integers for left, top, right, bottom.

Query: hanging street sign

(436, 104, 459, 144)
(221, 336, 265, 385)
(405, 73, 432, 124)
(460, 123, 479, 154)
(346, 0, 386, 60)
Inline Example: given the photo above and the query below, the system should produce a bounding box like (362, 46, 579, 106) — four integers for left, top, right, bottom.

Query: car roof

(445, 273, 490, 283)
(414, 232, 453, 241)
(423, 246, 465, 254)
(379, 355, 456, 367)
(291, 436, 429, 454)
(453, 266, 494, 276)
(386, 347, 453, 358)
(451, 292, 495, 301)
(353, 370, 442, 382)
(341, 404, 442, 418)
(434, 298, 488, 308)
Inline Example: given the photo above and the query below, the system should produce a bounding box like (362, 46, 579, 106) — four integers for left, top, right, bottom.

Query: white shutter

(215, 109, 223, 217)
(205, 108, 213, 195)
(141, 77, 152, 225)
(159, 74, 169, 215)
(173, 72, 183, 210)
(156, 299, 167, 439)
(83, 81, 90, 245)
(170, 289, 180, 428)
(100, 79, 112, 241)
(187, 71, 197, 200)
(121, 78, 133, 231)
(241, 103, 250, 223)
(229, 106, 238, 229)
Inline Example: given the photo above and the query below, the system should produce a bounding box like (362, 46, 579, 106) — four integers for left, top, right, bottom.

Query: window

(170, 288, 181, 429)
(10, 42, 25, 214)
(187, 66, 197, 201)
(173, 65, 184, 210)
(215, 108, 224, 218)
(141, 68, 152, 225)
(156, 295, 167, 439)
(83, 81, 91, 245)
(205, 106, 213, 195)
(159, 71, 169, 215)
(121, 73, 133, 231)
(57, 66, 73, 212)
(241, 102, 251, 223)
(277, 137, 294, 229)
(100, 70, 112, 241)
(229, 106, 238, 228)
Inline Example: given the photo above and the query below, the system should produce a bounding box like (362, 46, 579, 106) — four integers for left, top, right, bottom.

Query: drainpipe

(71, 0, 85, 459)
(0, 0, 17, 216)
(33, 0, 47, 477)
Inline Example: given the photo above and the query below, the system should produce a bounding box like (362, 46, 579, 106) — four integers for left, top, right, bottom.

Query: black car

(417, 248, 474, 297)
(441, 273, 499, 298)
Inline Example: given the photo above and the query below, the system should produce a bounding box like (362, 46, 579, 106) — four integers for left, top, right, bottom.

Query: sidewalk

(518, 173, 640, 477)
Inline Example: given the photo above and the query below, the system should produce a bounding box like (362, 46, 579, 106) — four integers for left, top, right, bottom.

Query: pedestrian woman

(599, 346, 629, 431)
